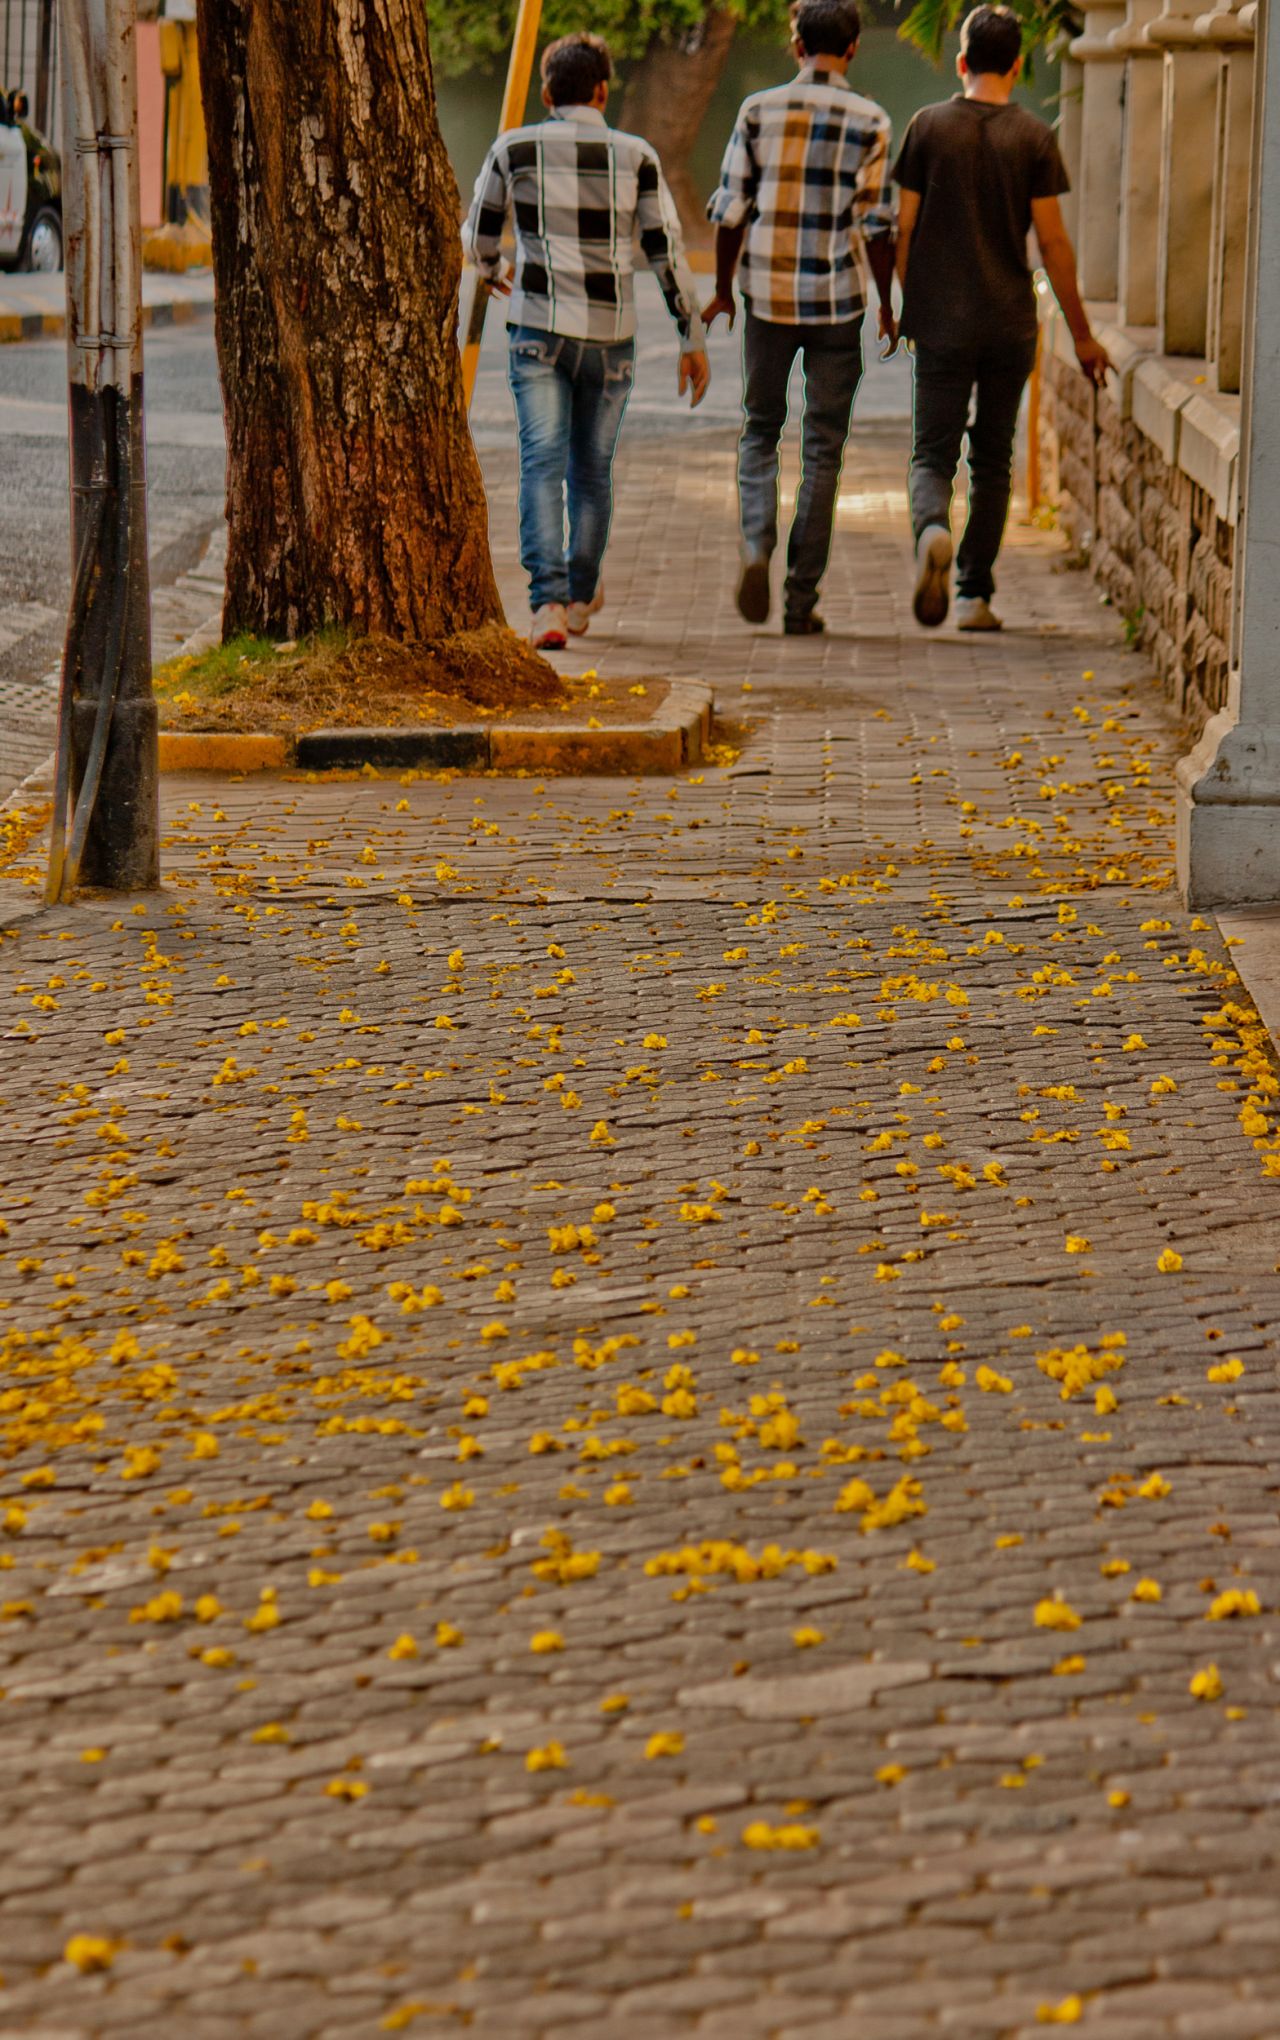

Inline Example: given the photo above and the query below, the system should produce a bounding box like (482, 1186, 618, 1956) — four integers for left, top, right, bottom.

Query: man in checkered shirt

(465, 33, 708, 652)
(705, 0, 896, 634)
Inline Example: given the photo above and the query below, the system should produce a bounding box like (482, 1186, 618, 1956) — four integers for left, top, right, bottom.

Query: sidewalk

(0, 266, 214, 344)
(2, 380, 1280, 2040)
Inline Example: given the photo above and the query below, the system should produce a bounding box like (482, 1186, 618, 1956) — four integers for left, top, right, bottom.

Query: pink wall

(136, 22, 165, 229)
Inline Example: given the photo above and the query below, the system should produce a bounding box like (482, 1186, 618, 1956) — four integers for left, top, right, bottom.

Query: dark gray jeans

(738, 310, 865, 620)
(909, 336, 1038, 602)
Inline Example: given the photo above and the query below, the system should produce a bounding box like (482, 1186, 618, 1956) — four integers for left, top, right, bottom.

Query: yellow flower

(875, 1763, 906, 1786)
(526, 1741, 568, 1772)
(435, 1621, 463, 1648)
(1053, 1654, 1086, 1675)
(1190, 1664, 1224, 1701)
(64, 1934, 118, 1973)
(387, 1634, 419, 1660)
(188, 1432, 219, 1460)
(1130, 1579, 1162, 1603)
(1207, 1356, 1244, 1383)
(645, 1731, 684, 1759)
(530, 1630, 564, 1654)
(1064, 1235, 1090, 1254)
(1036, 1997, 1083, 2025)
(741, 1820, 819, 1850)
(792, 1626, 825, 1648)
(975, 1366, 1013, 1394)
(1206, 1588, 1261, 1621)
(600, 1692, 629, 1712)
(1034, 1596, 1082, 1632)
(1156, 1248, 1183, 1273)
(325, 1777, 368, 1800)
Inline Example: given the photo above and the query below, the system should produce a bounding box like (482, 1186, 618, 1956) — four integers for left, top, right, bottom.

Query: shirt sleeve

(706, 105, 759, 229)
(635, 146, 706, 350)
(462, 141, 509, 277)
(891, 113, 925, 193)
(856, 110, 895, 241)
(1031, 128, 1071, 199)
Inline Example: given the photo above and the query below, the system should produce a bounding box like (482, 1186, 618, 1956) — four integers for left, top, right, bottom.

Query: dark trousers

(909, 337, 1038, 602)
(738, 310, 865, 620)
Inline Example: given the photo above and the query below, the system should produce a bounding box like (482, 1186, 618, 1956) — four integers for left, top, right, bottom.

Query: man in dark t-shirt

(892, 5, 1110, 630)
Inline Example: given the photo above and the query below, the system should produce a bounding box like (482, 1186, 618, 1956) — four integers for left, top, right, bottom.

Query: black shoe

(736, 554, 772, 625)
(784, 613, 825, 636)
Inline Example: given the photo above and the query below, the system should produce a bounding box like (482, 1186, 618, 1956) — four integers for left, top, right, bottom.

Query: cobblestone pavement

(2, 400, 1280, 2040)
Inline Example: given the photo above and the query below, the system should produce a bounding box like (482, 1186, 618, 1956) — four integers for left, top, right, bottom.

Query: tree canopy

(425, 0, 786, 76)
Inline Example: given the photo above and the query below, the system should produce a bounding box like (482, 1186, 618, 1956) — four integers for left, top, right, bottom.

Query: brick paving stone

(1, 403, 1279, 2037)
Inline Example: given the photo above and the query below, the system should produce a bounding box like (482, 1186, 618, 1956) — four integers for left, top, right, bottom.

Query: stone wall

(1041, 351, 1234, 731)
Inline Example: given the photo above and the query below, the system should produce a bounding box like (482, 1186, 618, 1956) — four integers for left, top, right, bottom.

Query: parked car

(0, 88, 61, 273)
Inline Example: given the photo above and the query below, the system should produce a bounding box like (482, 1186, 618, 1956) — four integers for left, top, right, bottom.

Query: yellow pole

(461, 0, 544, 409)
(1026, 321, 1043, 517)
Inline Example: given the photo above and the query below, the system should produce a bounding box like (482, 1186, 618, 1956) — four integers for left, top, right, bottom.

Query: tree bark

(195, 0, 503, 643)
(619, 6, 738, 247)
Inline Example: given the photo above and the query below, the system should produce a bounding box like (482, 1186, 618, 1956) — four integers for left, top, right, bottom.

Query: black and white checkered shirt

(708, 64, 893, 325)
(464, 106, 705, 349)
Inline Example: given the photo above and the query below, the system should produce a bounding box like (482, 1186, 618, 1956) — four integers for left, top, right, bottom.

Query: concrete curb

(0, 295, 207, 347)
(158, 680, 715, 777)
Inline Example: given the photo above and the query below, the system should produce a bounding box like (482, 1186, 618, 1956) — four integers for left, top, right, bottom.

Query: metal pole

(34, 0, 55, 131)
(461, 0, 543, 409)
(46, 0, 157, 902)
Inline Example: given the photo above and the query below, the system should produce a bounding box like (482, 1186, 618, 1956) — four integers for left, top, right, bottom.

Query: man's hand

(878, 302, 899, 355)
(1074, 332, 1112, 388)
(700, 291, 736, 332)
(679, 349, 710, 408)
(484, 270, 513, 299)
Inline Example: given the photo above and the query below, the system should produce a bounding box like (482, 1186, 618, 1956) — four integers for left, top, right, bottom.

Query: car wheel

(23, 207, 61, 274)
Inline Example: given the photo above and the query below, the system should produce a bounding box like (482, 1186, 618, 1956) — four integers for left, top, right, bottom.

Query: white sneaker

(566, 584, 604, 636)
(912, 524, 953, 628)
(955, 596, 1003, 632)
(530, 603, 568, 651)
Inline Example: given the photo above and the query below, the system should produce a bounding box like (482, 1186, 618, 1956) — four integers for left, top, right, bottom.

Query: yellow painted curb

(158, 731, 288, 773)
(489, 722, 685, 776)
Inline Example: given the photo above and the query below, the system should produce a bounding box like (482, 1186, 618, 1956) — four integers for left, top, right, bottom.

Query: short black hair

(960, 5, 1023, 74)
(793, 0, 862, 58)
(541, 31, 612, 107)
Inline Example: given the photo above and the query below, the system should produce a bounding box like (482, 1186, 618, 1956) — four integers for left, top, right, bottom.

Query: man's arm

(1031, 194, 1111, 386)
(462, 142, 511, 295)
(854, 113, 897, 341)
(703, 109, 757, 330)
(894, 187, 919, 293)
(634, 150, 710, 408)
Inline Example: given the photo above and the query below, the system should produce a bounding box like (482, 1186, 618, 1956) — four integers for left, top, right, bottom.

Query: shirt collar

(548, 104, 608, 127)
(796, 62, 850, 88)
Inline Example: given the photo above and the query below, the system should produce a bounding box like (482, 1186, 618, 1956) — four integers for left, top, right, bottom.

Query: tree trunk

(619, 6, 738, 248)
(195, 0, 503, 643)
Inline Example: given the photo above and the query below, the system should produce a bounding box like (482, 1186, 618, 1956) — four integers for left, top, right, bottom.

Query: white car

(0, 89, 61, 273)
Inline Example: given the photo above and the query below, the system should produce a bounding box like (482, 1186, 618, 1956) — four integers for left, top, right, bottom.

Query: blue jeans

(507, 326, 635, 610)
(909, 337, 1038, 601)
(738, 311, 865, 620)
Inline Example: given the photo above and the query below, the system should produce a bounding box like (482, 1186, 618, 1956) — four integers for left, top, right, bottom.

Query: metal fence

(2, 0, 59, 141)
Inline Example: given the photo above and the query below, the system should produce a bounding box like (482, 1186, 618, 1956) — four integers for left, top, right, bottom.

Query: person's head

(540, 32, 612, 111)
(791, 0, 862, 69)
(958, 5, 1023, 81)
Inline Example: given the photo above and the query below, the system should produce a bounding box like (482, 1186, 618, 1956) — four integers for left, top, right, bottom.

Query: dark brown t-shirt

(892, 96, 1069, 350)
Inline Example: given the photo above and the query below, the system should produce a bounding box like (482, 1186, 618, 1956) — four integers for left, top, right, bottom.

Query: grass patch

(153, 623, 570, 734)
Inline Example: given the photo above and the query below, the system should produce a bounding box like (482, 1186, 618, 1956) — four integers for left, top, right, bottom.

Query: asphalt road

(0, 317, 225, 777)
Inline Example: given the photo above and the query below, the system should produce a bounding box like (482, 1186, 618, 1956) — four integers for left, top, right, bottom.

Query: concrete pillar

(1111, 0, 1167, 327)
(1148, 0, 1222, 353)
(1070, 0, 1129, 301)
(1199, 3, 1258, 391)
(1176, 0, 1280, 902)
(1057, 55, 1084, 247)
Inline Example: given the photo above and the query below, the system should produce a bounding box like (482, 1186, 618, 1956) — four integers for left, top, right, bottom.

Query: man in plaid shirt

(705, 0, 895, 633)
(465, 33, 708, 651)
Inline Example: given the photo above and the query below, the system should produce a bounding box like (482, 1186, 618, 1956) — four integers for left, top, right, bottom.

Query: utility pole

(46, 0, 157, 903)
(460, 0, 542, 409)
